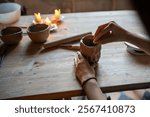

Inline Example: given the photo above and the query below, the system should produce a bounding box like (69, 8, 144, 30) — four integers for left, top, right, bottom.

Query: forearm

(83, 79, 107, 100)
(126, 32, 150, 55)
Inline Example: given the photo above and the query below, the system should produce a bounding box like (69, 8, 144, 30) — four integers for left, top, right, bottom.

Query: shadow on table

(25, 42, 43, 56)
(127, 53, 150, 65)
(0, 44, 18, 67)
(40, 46, 59, 54)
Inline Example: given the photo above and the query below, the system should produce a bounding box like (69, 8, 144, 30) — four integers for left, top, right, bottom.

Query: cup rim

(80, 34, 97, 48)
(1, 26, 22, 37)
(0, 3, 21, 14)
(27, 24, 50, 34)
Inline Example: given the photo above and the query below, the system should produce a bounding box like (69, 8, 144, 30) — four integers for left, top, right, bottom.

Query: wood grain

(0, 10, 150, 99)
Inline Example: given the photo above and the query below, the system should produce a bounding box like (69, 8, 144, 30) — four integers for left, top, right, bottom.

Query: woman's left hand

(74, 51, 95, 85)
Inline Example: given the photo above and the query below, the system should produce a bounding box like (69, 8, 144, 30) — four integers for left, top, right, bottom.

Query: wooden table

(0, 10, 150, 99)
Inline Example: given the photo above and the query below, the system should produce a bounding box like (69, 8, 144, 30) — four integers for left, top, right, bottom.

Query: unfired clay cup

(80, 34, 101, 64)
(0, 26, 22, 45)
(27, 24, 50, 43)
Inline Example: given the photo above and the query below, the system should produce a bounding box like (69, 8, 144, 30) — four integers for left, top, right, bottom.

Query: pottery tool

(43, 32, 92, 49)
(59, 44, 80, 51)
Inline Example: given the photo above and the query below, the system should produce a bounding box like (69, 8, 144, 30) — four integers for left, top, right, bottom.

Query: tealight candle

(54, 9, 61, 20)
(44, 17, 52, 26)
(34, 13, 42, 23)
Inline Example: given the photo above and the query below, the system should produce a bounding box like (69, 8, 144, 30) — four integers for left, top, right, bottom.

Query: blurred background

(1, 0, 134, 15)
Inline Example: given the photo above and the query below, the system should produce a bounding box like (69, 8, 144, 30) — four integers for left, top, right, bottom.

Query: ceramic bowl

(0, 27, 23, 45)
(27, 24, 50, 43)
(0, 3, 21, 24)
(80, 34, 101, 64)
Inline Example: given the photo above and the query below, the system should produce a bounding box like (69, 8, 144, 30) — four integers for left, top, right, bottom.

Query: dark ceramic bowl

(0, 27, 22, 45)
(27, 24, 50, 43)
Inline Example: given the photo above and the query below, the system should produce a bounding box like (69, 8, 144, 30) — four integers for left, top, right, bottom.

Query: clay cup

(80, 34, 101, 64)
(0, 26, 22, 45)
(27, 24, 50, 43)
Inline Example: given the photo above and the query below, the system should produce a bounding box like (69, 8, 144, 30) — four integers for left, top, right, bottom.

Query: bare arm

(126, 32, 150, 55)
(74, 52, 106, 100)
(94, 21, 150, 55)
(83, 79, 106, 100)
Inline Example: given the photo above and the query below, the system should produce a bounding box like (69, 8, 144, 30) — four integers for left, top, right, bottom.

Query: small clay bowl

(0, 27, 22, 45)
(80, 34, 101, 64)
(27, 24, 50, 43)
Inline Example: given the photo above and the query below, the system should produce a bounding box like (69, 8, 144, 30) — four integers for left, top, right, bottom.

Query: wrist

(82, 77, 97, 88)
(81, 74, 95, 80)
(124, 31, 134, 42)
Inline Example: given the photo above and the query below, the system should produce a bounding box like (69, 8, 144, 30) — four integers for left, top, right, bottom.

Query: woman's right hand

(93, 21, 129, 44)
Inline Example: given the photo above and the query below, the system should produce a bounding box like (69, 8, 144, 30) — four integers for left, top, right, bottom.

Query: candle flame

(34, 13, 42, 23)
(54, 9, 61, 20)
(33, 11, 60, 30)
(44, 17, 52, 26)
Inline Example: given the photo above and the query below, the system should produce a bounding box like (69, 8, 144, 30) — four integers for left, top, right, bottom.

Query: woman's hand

(74, 52, 107, 100)
(74, 51, 95, 85)
(93, 21, 129, 44)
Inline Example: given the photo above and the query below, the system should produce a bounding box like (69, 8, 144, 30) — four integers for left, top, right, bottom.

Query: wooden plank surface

(0, 10, 150, 99)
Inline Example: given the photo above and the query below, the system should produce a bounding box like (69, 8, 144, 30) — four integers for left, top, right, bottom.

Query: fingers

(75, 51, 92, 66)
(94, 21, 115, 37)
(76, 51, 83, 59)
(95, 31, 114, 44)
(91, 63, 97, 69)
(94, 24, 111, 43)
(74, 57, 77, 68)
(74, 51, 98, 70)
(74, 51, 85, 66)
(94, 23, 109, 37)
(74, 52, 80, 68)
(93, 21, 116, 44)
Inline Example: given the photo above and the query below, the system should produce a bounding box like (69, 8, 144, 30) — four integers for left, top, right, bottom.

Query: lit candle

(34, 13, 42, 23)
(44, 17, 52, 26)
(54, 9, 61, 20)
